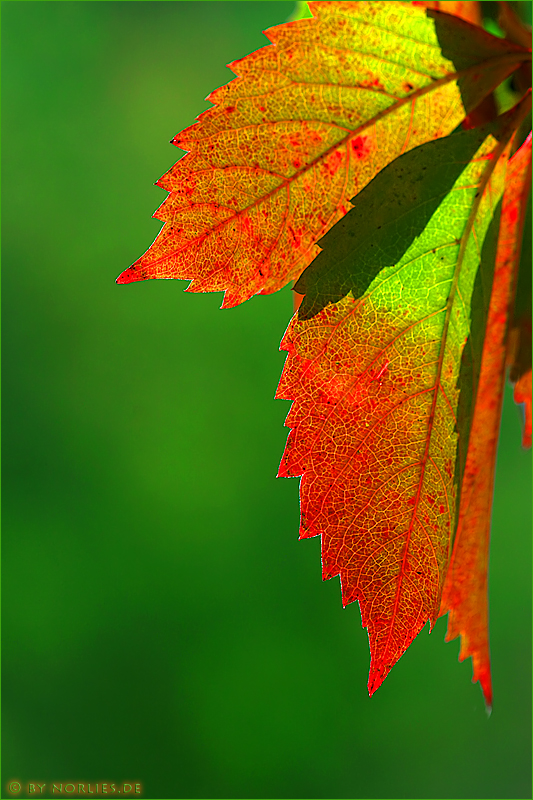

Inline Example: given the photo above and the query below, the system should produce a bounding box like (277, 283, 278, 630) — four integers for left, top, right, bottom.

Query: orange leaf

(514, 368, 532, 448)
(414, 2, 482, 27)
(276, 97, 530, 697)
(117, 1, 529, 308)
(439, 131, 532, 710)
(507, 305, 532, 449)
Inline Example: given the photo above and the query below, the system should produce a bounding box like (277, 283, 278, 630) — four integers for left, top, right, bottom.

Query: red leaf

(514, 368, 532, 448)
(413, 2, 482, 27)
(439, 131, 532, 710)
(275, 98, 530, 697)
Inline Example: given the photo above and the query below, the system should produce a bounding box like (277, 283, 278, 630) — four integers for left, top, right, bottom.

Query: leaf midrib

(380, 123, 516, 662)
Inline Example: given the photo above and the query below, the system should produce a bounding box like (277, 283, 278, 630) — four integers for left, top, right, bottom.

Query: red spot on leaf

(350, 136, 370, 160)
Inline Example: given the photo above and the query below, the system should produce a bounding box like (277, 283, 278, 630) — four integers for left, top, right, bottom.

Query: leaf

(438, 130, 532, 711)
(276, 95, 530, 695)
(414, 2, 498, 129)
(414, 2, 482, 27)
(514, 368, 532, 447)
(507, 143, 533, 449)
(116, 1, 529, 308)
(498, 2, 533, 50)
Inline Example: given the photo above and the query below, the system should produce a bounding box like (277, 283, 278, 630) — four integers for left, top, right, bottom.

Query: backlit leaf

(117, 1, 529, 308)
(507, 147, 533, 450)
(414, 2, 482, 27)
(514, 368, 532, 447)
(439, 131, 532, 711)
(276, 96, 531, 694)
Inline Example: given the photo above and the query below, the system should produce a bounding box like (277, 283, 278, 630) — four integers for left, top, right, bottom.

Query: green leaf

(295, 105, 525, 320)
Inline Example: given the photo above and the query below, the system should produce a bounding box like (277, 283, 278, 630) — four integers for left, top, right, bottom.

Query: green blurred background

(2, 2, 531, 798)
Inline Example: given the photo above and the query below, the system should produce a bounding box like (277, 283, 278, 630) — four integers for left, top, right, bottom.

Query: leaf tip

(472, 652, 492, 716)
(219, 289, 244, 309)
(116, 266, 143, 285)
(476, 665, 493, 713)
(367, 662, 390, 697)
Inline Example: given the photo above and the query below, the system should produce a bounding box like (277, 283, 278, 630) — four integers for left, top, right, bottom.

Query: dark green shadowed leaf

(295, 107, 526, 321)
(295, 125, 489, 319)
(426, 7, 529, 113)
